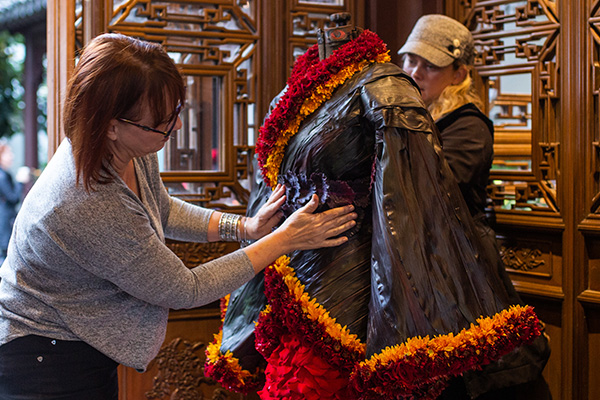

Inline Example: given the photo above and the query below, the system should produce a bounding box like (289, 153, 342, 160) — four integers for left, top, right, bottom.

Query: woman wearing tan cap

(399, 14, 551, 400)
(399, 14, 492, 236)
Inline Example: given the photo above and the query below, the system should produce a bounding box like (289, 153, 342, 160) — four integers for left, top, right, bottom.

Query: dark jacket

(436, 103, 494, 219)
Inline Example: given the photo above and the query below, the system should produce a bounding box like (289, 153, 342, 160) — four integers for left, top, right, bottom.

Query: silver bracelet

(241, 217, 248, 242)
(218, 213, 241, 241)
(239, 217, 253, 247)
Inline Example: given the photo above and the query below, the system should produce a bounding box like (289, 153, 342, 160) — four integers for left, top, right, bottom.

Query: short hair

(62, 33, 186, 192)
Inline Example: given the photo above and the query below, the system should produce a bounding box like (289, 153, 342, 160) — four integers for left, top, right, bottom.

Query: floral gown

(205, 31, 548, 400)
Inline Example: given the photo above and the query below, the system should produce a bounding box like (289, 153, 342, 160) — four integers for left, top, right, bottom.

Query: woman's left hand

(245, 184, 286, 240)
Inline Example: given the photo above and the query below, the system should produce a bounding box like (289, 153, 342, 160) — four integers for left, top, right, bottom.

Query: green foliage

(0, 31, 23, 139)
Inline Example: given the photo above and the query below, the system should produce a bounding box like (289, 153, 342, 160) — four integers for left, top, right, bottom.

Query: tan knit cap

(398, 14, 474, 67)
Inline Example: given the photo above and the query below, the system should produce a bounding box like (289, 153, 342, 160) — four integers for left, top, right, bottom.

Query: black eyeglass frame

(117, 103, 182, 138)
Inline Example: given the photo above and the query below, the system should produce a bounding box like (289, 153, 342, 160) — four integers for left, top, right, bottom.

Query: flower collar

(255, 30, 391, 187)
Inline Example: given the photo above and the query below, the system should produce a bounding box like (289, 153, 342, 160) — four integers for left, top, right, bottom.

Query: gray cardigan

(0, 140, 255, 371)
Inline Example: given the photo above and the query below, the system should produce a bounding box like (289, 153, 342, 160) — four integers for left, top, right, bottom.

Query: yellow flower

(206, 331, 223, 361)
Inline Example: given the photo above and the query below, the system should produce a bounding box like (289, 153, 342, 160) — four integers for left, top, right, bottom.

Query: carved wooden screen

(287, 1, 362, 71)
(582, 1, 600, 399)
(584, 2, 600, 249)
(454, 1, 563, 289)
(81, 1, 259, 214)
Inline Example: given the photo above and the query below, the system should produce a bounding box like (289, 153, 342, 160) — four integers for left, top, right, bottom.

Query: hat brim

(398, 40, 454, 68)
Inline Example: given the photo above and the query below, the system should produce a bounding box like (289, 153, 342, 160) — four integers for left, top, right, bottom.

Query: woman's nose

(411, 64, 424, 80)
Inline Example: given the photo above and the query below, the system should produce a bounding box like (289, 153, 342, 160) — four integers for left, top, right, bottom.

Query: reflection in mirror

(246, 103, 255, 146)
(489, 74, 532, 173)
(159, 75, 222, 172)
(163, 181, 244, 209)
(488, 180, 553, 211)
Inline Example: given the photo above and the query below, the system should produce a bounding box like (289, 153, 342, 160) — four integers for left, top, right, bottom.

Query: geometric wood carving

(166, 241, 228, 269)
(463, 0, 561, 217)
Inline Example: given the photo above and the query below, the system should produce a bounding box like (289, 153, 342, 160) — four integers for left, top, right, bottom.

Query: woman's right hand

(242, 194, 357, 274)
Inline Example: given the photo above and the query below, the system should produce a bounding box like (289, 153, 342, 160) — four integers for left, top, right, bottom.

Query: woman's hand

(245, 184, 286, 240)
(275, 193, 356, 253)
(242, 192, 357, 274)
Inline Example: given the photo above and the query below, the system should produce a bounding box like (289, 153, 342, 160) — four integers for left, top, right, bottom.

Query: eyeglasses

(117, 103, 182, 138)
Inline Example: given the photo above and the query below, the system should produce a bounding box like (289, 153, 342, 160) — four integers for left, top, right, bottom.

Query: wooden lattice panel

(461, 0, 560, 215)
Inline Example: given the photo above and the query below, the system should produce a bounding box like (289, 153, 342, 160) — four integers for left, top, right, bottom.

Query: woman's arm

(208, 185, 356, 274)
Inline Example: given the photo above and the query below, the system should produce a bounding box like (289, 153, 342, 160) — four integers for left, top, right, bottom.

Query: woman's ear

(452, 65, 468, 85)
(107, 119, 119, 141)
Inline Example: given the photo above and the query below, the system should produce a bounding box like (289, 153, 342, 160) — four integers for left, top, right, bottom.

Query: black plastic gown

(219, 62, 548, 397)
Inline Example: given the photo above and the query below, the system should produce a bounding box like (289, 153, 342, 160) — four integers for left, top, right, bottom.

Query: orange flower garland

(350, 305, 542, 399)
(204, 294, 264, 393)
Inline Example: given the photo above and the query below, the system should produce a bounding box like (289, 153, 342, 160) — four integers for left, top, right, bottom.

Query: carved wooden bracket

(538, 141, 559, 180)
(500, 245, 546, 271)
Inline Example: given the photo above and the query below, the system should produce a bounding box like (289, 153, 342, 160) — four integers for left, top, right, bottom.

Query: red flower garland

(204, 295, 265, 394)
(203, 351, 264, 394)
(255, 29, 389, 186)
(350, 305, 542, 400)
(255, 258, 365, 371)
(256, 257, 543, 400)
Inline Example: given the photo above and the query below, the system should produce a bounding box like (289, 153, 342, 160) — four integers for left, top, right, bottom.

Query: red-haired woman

(0, 33, 356, 400)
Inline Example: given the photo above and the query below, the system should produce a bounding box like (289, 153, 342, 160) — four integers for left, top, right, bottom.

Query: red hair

(62, 33, 185, 192)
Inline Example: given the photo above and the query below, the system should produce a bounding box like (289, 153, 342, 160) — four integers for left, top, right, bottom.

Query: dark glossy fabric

(366, 96, 511, 351)
(220, 62, 548, 396)
(436, 104, 551, 398)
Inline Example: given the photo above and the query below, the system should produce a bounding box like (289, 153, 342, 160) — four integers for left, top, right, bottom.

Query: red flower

(259, 263, 364, 372)
(258, 334, 354, 400)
